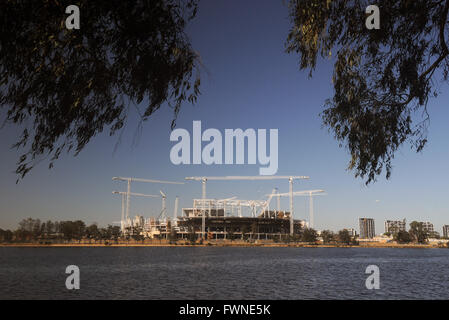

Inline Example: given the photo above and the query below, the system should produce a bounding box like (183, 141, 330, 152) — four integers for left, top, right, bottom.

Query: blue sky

(0, 0, 448, 234)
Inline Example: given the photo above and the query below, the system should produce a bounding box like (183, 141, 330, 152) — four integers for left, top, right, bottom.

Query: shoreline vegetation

(1, 240, 447, 249)
(2, 218, 448, 249)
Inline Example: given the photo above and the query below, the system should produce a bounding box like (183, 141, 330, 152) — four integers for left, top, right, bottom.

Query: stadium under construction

(112, 176, 325, 240)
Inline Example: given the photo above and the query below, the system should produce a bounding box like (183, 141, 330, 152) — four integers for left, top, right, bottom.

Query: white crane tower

(267, 189, 326, 229)
(112, 176, 184, 232)
(185, 175, 309, 238)
(112, 191, 159, 232)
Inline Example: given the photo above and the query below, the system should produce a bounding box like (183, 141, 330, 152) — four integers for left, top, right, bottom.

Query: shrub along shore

(1, 239, 447, 249)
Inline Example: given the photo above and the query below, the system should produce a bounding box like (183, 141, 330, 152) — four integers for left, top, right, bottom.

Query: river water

(1, 247, 448, 299)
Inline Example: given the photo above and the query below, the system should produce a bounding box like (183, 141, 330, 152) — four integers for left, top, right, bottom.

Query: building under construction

(112, 175, 323, 240)
(176, 198, 306, 240)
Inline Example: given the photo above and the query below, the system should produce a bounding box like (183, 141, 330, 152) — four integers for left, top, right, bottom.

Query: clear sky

(0, 0, 448, 234)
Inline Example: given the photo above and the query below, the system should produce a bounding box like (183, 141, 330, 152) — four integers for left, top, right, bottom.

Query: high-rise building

(443, 225, 449, 238)
(420, 221, 434, 233)
(384, 219, 406, 234)
(359, 218, 375, 239)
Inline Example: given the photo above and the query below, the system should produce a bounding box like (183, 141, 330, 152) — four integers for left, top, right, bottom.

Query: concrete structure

(384, 219, 406, 234)
(359, 218, 375, 239)
(177, 198, 307, 240)
(443, 225, 449, 238)
(420, 221, 434, 233)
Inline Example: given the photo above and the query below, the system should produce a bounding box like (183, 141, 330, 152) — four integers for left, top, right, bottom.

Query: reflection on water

(1, 247, 448, 299)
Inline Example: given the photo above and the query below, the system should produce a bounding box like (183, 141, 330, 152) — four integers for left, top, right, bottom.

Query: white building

(420, 221, 434, 233)
(384, 219, 406, 234)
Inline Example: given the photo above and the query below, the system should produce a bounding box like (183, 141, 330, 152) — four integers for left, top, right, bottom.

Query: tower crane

(112, 176, 184, 231)
(158, 190, 168, 221)
(112, 191, 159, 232)
(173, 196, 179, 227)
(266, 189, 326, 229)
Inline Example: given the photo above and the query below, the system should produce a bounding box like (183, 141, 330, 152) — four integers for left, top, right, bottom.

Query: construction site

(112, 175, 326, 241)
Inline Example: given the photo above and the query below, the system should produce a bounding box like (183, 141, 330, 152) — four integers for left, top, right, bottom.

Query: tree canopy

(2, 1, 448, 184)
(287, 0, 449, 183)
(0, 0, 200, 179)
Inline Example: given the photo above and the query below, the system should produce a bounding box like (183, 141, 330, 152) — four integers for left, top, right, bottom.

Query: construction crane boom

(112, 191, 159, 198)
(266, 189, 326, 229)
(113, 176, 184, 233)
(185, 176, 309, 181)
(113, 176, 184, 184)
(112, 191, 160, 233)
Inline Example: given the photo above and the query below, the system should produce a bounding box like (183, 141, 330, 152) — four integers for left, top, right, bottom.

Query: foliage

(337, 229, 352, 245)
(320, 229, 335, 244)
(60, 220, 86, 241)
(5, 218, 122, 243)
(409, 221, 429, 243)
(287, 0, 449, 183)
(393, 230, 412, 243)
(0, 229, 13, 242)
(0, 0, 200, 179)
(301, 228, 318, 243)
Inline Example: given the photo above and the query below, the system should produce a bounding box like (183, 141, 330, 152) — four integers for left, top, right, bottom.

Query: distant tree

(31, 219, 42, 240)
(0, 229, 13, 243)
(59, 221, 74, 241)
(17, 218, 37, 241)
(86, 224, 100, 242)
(107, 225, 120, 242)
(0, 0, 201, 180)
(45, 220, 54, 234)
(321, 230, 335, 244)
(4, 230, 13, 242)
(394, 230, 412, 244)
(131, 226, 144, 242)
(73, 220, 86, 242)
(409, 221, 429, 244)
(287, 0, 449, 184)
(18, 218, 34, 232)
(301, 228, 318, 243)
(337, 229, 352, 245)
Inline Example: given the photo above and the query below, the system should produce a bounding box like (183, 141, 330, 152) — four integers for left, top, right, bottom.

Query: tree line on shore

(0, 217, 360, 245)
(1, 218, 442, 245)
(0, 218, 121, 243)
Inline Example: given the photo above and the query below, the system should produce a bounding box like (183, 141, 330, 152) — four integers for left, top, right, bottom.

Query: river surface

(1, 247, 448, 299)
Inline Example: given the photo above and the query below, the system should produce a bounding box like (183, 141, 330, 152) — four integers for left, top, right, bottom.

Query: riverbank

(1, 241, 447, 249)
